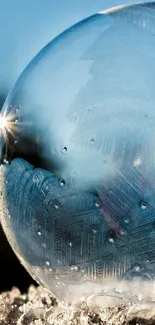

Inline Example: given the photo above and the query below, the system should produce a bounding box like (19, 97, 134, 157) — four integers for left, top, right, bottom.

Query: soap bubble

(1, 2, 155, 305)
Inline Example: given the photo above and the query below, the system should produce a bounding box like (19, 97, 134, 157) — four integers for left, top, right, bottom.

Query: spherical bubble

(1, 2, 155, 306)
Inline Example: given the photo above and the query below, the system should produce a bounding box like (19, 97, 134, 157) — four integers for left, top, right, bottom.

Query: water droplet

(95, 202, 100, 208)
(46, 260, 50, 267)
(114, 288, 122, 294)
(62, 146, 67, 153)
(120, 229, 126, 236)
(60, 179, 65, 187)
(70, 266, 79, 272)
(92, 229, 97, 234)
(124, 218, 129, 224)
(108, 237, 115, 244)
(90, 139, 95, 144)
(14, 140, 18, 145)
(133, 157, 141, 167)
(54, 204, 59, 210)
(134, 265, 140, 272)
(37, 231, 42, 236)
(3, 158, 9, 165)
(68, 242, 73, 247)
(140, 200, 147, 210)
(16, 107, 19, 114)
(14, 118, 19, 124)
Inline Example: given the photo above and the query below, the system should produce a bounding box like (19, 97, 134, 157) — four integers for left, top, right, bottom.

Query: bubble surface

(1, 2, 155, 305)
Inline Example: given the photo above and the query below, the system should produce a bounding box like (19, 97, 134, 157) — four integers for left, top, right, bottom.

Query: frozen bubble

(1, 2, 155, 306)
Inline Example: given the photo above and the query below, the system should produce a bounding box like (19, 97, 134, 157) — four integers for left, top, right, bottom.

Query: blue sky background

(0, 0, 151, 95)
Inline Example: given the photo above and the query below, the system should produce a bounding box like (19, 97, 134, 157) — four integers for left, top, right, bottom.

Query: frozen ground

(1, 284, 155, 325)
